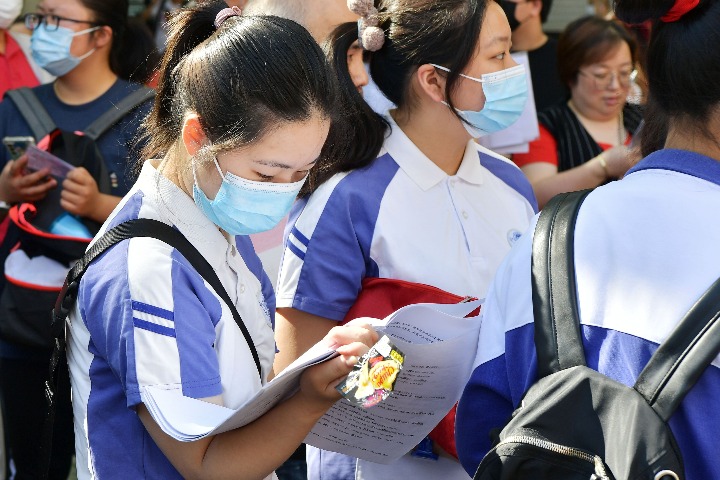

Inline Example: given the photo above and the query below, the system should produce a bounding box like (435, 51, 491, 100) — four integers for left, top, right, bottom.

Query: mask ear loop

(72, 26, 102, 61)
(191, 152, 224, 193)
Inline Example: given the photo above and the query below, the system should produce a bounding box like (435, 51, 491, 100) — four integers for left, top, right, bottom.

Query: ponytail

(142, 2, 225, 158)
(615, 0, 720, 153)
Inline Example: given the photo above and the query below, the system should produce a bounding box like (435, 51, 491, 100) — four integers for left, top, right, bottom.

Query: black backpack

(4, 86, 155, 263)
(474, 190, 720, 480)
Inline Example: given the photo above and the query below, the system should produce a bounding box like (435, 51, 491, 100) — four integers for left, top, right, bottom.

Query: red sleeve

(512, 125, 558, 168)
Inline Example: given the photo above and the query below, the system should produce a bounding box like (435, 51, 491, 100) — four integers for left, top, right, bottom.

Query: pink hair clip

(214, 5, 242, 29)
(347, 0, 384, 51)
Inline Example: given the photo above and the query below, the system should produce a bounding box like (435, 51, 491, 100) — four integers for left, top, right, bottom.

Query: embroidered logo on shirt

(507, 229, 523, 246)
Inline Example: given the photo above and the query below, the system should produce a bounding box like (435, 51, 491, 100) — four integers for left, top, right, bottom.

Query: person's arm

(522, 145, 631, 209)
(60, 167, 121, 223)
(273, 307, 337, 374)
(138, 324, 377, 480)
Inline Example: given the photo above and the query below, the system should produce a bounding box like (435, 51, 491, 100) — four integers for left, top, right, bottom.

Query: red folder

(342, 277, 480, 459)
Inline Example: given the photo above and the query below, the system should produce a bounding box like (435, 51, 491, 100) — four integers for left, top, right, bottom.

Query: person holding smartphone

(0, 0, 156, 478)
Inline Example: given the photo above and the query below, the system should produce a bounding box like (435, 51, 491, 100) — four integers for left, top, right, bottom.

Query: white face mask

(0, 0, 23, 30)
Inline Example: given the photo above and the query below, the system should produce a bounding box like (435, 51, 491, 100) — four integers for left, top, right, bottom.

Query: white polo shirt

(276, 117, 537, 480)
(67, 161, 276, 480)
(456, 149, 720, 480)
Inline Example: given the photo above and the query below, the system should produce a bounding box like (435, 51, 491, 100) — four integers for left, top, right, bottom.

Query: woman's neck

(568, 99, 625, 146)
(0, 30, 7, 55)
(158, 148, 194, 199)
(390, 104, 469, 176)
(665, 122, 720, 162)
(53, 58, 118, 105)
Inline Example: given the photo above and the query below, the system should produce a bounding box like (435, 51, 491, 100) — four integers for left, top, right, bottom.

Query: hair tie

(347, 0, 384, 51)
(660, 0, 700, 22)
(214, 5, 242, 29)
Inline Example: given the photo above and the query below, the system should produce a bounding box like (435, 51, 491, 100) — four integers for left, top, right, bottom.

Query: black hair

(540, 0, 553, 23)
(369, 0, 488, 116)
(80, 0, 158, 82)
(301, 22, 389, 196)
(615, 0, 720, 155)
(141, 1, 339, 161)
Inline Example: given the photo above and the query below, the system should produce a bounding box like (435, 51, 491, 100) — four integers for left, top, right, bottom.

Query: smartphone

(3, 136, 36, 160)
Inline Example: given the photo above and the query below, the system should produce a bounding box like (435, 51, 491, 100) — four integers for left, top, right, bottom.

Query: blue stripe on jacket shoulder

(479, 152, 538, 213)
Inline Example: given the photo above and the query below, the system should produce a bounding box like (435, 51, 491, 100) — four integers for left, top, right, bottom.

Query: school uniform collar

(383, 114, 485, 191)
(626, 148, 720, 188)
(137, 161, 232, 267)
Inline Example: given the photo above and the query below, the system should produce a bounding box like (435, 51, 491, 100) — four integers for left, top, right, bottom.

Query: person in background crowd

(497, 0, 565, 112)
(456, 1, 720, 479)
(140, 0, 188, 51)
(66, 3, 377, 479)
(0, 0, 155, 477)
(273, 0, 537, 479)
(0, 0, 54, 98)
(512, 16, 642, 208)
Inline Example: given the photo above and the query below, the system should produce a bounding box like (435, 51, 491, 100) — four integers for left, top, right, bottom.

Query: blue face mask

(432, 64, 529, 138)
(31, 24, 99, 77)
(192, 156, 306, 236)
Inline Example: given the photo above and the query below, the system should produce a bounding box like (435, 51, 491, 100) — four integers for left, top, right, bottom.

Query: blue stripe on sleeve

(132, 318, 176, 337)
(291, 226, 310, 247)
(290, 154, 398, 321)
(287, 241, 306, 261)
(170, 249, 224, 399)
(479, 152, 538, 213)
(131, 301, 174, 321)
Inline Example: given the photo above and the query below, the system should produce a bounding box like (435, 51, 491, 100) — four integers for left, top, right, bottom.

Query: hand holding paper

(139, 300, 482, 466)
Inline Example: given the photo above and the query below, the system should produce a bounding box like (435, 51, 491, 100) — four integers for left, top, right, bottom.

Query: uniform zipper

(496, 435, 610, 480)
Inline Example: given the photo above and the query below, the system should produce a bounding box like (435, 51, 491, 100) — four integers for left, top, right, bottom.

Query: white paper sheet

(140, 300, 482, 456)
(305, 301, 482, 463)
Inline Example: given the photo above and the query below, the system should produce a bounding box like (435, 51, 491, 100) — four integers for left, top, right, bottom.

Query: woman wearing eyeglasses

(512, 16, 643, 208)
(0, 1, 155, 479)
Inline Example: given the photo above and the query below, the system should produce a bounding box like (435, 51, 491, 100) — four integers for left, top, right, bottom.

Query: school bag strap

(532, 189, 720, 417)
(5, 87, 57, 140)
(41, 218, 262, 479)
(6, 86, 154, 142)
(531, 189, 592, 378)
(83, 87, 155, 140)
(634, 276, 720, 421)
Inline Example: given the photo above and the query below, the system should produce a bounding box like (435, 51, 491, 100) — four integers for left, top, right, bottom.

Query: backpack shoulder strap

(5, 88, 57, 140)
(83, 87, 155, 140)
(531, 189, 592, 378)
(52, 218, 261, 377)
(634, 277, 720, 421)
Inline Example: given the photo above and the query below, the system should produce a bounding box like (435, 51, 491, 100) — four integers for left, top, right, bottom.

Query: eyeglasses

(579, 69, 637, 90)
(24, 13, 100, 32)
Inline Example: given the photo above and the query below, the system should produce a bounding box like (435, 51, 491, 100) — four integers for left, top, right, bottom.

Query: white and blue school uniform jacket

(66, 161, 277, 480)
(276, 118, 537, 480)
(455, 149, 720, 480)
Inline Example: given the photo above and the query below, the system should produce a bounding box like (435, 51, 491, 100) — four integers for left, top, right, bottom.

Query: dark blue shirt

(0, 78, 152, 197)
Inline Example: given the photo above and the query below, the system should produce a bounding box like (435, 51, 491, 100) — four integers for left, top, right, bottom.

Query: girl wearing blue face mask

(0, 1, 157, 478)
(63, 3, 377, 479)
(273, 1, 538, 480)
